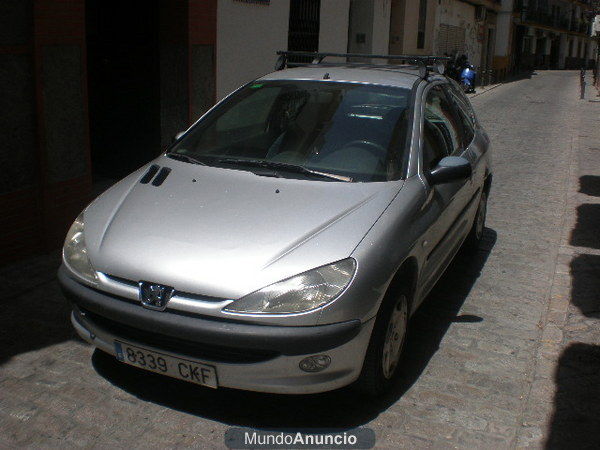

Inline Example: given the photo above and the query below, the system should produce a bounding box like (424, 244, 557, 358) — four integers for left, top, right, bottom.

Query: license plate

(114, 341, 218, 389)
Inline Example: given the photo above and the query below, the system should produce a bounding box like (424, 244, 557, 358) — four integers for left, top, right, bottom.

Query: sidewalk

(515, 78, 600, 448)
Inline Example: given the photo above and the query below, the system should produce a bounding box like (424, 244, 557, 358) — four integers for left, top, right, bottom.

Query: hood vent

(151, 167, 172, 186)
(140, 165, 160, 184)
(139, 165, 172, 187)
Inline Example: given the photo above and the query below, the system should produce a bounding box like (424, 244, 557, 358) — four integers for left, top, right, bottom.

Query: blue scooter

(460, 65, 477, 93)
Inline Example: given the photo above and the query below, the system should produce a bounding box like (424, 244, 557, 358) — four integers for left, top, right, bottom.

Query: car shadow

(92, 228, 496, 428)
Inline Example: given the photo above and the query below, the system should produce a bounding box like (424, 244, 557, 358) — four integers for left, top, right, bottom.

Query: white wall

(371, 0, 391, 55)
(216, 0, 290, 100)
(216, 0, 351, 100)
(347, 0, 375, 55)
(347, 0, 390, 60)
(319, 0, 351, 54)
(495, 4, 514, 57)
(494, 0, 515, 58)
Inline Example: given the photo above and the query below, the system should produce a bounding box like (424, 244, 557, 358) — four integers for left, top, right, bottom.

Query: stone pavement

(0, 71, 598, 449)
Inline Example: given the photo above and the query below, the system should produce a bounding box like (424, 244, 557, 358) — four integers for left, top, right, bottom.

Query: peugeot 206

(59, 52, 492, 396)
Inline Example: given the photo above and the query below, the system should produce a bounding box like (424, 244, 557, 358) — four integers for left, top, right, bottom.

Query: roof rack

(275, 51, 450, 78)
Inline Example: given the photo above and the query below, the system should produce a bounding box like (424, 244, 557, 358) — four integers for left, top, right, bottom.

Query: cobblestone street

(1, 71, 598, 449)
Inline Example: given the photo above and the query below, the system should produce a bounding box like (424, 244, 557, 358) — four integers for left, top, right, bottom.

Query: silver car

(59, 53, 491, 396)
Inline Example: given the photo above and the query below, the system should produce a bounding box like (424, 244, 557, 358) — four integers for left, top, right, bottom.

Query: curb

(468, 83, 503, 98)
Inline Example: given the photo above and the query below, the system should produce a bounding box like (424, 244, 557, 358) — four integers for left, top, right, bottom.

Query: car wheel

(465, 191, 488, 250)
(354, 292, 409, 397)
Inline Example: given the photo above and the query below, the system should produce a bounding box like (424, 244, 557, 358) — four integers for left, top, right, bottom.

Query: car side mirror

(173, 131, 185, 142)
(428, 156, 472, 185)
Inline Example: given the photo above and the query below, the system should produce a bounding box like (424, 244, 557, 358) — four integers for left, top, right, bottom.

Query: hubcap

(475, 194, 487, 240)
(382, 296, 408, 379)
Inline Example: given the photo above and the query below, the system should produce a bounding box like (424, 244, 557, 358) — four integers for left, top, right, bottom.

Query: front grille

(78, 308, 280, 364)
(103, 274, 226, 303)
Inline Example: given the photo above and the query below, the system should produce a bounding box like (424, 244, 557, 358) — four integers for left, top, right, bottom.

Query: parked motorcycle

(444, 53, 461, 82)
(460, 65, 477, 93)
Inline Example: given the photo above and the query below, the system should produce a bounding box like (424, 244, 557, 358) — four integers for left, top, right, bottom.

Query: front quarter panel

(317, 176, 428, 325)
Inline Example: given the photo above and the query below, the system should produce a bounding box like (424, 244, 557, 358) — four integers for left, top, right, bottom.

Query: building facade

(389, 1, 502, 75)
(0, 0, 351, 264)
(495, 0, 598, 72)
(434, 1, 501, 72)
(389, 0, 438, 55)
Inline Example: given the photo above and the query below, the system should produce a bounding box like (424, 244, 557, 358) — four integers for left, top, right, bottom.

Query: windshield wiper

(215, 158, 352, 182)
(167, 153, 207, 165)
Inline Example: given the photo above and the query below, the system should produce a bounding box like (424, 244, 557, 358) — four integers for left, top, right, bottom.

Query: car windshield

(169, 80, 412, 182)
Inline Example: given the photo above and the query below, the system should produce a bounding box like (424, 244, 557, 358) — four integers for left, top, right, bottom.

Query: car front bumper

(59, 265, 375, 394)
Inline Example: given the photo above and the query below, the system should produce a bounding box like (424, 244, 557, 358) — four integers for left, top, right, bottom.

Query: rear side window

(444, 85, 475, 147)
(422, 85, 461, 170)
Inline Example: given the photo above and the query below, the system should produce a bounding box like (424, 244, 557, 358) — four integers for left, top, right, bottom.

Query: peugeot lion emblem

(138, 281, 175, 311)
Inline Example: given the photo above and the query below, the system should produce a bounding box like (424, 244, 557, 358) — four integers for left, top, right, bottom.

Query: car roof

(257, 64, 424, 89)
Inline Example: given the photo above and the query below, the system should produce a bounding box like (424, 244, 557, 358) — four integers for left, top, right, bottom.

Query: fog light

(299, 355, 331, 372)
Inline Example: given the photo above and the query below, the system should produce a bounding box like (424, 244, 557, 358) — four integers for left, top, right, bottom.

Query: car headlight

(63, 212, 98, 286)
(224, 259, 356, 314)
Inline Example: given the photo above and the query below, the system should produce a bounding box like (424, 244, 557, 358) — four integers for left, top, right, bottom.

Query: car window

(422, 85, 461, 170)
(170, 81, 412, 182)
(216, 86, 281, 132)
(447, 80, 478, 126)
(443, 85, 475, 147)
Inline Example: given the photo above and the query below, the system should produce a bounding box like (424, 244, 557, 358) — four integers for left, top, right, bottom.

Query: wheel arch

(483, 173, 493, 196)
(382, 256, 419, 316)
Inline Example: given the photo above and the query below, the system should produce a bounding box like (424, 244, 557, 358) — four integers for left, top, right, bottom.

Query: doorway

(86, 0, 161, 182)
(485, 28, 495, 71)
(550, 38, 559, 69)
(287, 0, 321, 63)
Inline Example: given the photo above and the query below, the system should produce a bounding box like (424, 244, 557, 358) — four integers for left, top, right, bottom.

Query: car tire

(465, 191, 488, 250)
(354, 291, 409, 397)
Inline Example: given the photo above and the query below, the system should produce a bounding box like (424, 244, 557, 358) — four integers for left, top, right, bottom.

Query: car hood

(84, 157, 404, 299)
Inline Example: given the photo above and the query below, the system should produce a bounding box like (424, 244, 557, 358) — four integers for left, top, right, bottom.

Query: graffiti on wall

(434, 0, 483, 67)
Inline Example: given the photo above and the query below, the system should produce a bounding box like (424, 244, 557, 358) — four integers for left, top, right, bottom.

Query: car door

(444, 83, 487, 208)
(418, 84, 472, 294)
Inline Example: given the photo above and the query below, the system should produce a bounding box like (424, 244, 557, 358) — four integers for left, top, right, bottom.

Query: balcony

(517, 8, 591, 35)
(570, 19, 579, 32)
(579, 21, 591, 34)
(465, 0, 502, 12)
(523, 10, 568, 30)
(569, 19, 592, 34)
